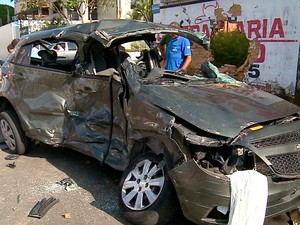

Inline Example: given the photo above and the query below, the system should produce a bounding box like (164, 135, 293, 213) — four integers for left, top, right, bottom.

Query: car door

(7, 42, 128, 166)
(67, 71, 127, 165)
(7, 43, 75, 144)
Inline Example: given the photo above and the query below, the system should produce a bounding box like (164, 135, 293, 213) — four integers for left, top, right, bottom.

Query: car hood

(143, 83, 300, 138)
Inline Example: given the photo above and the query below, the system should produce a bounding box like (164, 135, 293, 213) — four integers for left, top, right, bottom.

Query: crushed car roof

(20, 19, 209, 48)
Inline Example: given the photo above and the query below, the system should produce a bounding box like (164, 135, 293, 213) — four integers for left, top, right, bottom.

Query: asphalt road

(0, 142, 296, 225)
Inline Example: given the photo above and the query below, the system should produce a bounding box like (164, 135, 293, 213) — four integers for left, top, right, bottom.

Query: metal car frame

(0, 20, 299, 225)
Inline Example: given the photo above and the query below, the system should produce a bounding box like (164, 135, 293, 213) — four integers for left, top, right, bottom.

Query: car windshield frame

(90, 19, 209, 48)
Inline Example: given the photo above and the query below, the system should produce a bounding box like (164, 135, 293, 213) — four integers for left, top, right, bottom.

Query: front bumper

(169, 159, 300, 225)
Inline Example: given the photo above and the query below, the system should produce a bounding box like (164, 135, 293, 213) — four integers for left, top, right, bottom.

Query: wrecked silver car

(0, 20, 299, 225)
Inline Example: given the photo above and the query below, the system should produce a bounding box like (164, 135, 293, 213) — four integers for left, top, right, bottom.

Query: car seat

(88, 44, 107, 74)
(144, 49, 159, 72)
(38, 50, 57, 65)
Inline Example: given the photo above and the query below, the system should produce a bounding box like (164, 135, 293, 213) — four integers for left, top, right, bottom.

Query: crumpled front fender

(168, 159, 230, 224)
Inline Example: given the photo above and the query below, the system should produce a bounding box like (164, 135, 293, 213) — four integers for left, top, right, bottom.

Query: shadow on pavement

(2, 142, 292, 225)
(23, 143, 195, 225)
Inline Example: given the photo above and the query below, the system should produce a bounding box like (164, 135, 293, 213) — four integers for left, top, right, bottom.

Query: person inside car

(54, 44, 65, 52)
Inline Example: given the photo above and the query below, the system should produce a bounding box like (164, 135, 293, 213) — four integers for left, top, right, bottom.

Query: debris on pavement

(6, 162, 16, 168)
(28, 197, 59, 219)
(17, 194, 20, 203)
(5, 154, 19, 160)
(56, 177, 77, 191)
(63, 213, 71, 219)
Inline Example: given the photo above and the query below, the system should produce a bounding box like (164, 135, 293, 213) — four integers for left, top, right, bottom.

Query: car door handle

(83, 86, 96, 93)
(15, 73, 25, 80)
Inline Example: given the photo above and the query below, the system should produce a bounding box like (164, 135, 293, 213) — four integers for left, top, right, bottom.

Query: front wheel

(118, 152, 179, 225)
(0, 110, 29, 154)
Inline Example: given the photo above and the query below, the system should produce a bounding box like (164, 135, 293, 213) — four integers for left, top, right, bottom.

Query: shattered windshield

(141, 61, 242, 86)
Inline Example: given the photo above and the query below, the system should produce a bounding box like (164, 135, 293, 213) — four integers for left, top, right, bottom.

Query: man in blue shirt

(166, 34, 192, 74)
(159, 22, 181, 63)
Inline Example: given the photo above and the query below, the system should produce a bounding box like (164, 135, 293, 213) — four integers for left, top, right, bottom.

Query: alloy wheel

(0, 118, 16, 150)
(121, 158, 165, 210)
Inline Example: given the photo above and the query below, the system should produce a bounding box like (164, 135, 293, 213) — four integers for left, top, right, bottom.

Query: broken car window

(13, 45, 31, 65)
(28, 40, 78, 71)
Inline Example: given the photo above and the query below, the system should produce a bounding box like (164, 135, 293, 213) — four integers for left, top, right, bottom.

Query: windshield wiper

(146, 68, 190, 81)
(160, 71, 190, 81)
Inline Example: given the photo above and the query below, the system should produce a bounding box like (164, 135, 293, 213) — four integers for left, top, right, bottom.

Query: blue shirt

(166, 36, 191, 71)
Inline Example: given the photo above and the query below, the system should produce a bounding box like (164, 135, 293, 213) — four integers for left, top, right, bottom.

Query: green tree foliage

(20, 0, 115, 24)
(42, 16, 67, 30)
(129, 41, 148, 52)
(0, 4, 14, 25)
(130, 0, 151, 21)
(64, 0, 114, 23)
(210, 30, 249, 68)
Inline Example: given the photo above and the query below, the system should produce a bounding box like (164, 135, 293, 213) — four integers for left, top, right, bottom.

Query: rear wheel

(118, 151, 179, 225)
(0, 110, 29, 154)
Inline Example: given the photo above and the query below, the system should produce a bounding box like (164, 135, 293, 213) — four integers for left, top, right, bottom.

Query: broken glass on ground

(56, 177, 77, 191)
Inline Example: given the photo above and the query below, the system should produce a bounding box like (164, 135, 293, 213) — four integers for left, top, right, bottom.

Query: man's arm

(181, 55, 192, 70)
(159, 45, 166, 61)
(178, 37, 192, 73)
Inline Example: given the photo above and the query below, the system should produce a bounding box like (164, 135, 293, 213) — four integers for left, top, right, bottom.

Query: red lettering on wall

(270, 18, 284, 38)
(236, 18, 285, 39)
(262, 19, 267, 38)
(185, 25, 200, 32)
(248, 20, 262, 38)
(256, 44, 266, 63)
(237, 21, 245, 33)
(184, 24, 211, 37)
(202, 24, 210, 37)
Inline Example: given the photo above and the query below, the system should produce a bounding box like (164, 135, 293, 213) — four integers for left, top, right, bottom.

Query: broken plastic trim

(5, 154, 19, 160)
(6, 162, 16, 168)
(28, 197, 59, 218)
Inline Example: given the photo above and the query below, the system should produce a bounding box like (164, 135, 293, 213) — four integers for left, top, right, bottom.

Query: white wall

(97, 6, 116, 20)
(0, 22, 20, 60)
(97, 0, 132, 19)
(120, 0, 132, 19)
(153, 0, 300, 96)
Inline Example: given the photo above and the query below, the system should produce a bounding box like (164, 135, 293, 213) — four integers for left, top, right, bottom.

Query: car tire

(0, 110, 29, 154)
(118, 151, 179, 225)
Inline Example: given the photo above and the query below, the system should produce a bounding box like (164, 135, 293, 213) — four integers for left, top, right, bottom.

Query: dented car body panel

(169, 118, 300, 224)
(0, 20, 299, 224)
(135, 82, 300, 138)
(169, 159, 300, 224)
